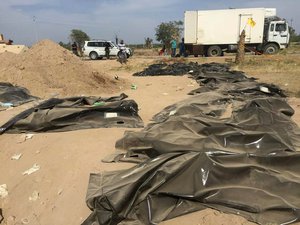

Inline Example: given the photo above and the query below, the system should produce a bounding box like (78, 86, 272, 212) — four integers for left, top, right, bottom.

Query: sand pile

(0, 39, 121, 97)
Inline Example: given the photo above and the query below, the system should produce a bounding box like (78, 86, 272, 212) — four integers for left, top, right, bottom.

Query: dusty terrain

(0, 40, 126, 98)
(0, 44, 300, 225)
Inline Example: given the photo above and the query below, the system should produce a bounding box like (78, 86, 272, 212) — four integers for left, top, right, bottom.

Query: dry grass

(133, 48, 160, 56)
(231, 45, 300, 97)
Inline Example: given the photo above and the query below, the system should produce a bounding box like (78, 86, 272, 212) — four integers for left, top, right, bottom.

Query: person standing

(71, 42, 78, 56)
(117, 40, 127, 64)
(170, 38, 177, 57)
(104, 42, 110, 59)
(179, 38, 186, 57)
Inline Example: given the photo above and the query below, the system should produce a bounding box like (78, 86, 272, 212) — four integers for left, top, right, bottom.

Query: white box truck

(184, 8, 290, 56)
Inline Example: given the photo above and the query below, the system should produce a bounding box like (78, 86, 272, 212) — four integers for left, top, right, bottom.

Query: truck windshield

(275, 24, 287, 32)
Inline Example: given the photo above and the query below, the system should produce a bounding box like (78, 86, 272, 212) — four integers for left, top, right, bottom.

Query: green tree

(155, 21, 183, 49)
(69, 29, 90, 47)
(58, 41, 71, 50)
(289, 26, 300, 42)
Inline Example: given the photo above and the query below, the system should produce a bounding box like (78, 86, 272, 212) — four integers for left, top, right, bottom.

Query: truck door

(268, 22, 289, 47)
(239, 14, 253, 43)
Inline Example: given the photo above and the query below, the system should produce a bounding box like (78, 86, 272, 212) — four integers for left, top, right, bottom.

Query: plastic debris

(131, 84, 137, 90)
(18, 134, 34, 143)
(259, 86, 271, 93)
(0, 102, 13, 108)
(57, 189, 63, 196)
(22, 164, 40, 175)
(11, 153, 22, 160)
(29, 191, 39, 201)
(0, 184, 8, 198)
(21, 218, 29, 224)
(93, 102, 105, 107)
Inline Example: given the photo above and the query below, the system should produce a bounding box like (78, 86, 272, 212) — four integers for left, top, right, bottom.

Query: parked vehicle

(184, 8, 290, 56)
(82, 40, 133, 60)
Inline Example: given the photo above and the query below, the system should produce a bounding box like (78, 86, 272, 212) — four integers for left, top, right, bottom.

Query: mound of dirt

(0, 39, 123, 97)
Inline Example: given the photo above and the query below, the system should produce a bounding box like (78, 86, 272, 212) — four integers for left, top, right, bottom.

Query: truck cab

(264, 21, 290, 54)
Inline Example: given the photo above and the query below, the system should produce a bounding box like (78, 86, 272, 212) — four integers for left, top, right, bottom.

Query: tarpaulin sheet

(0, 82, 38, 108)
(133, 62, 231, 76)
(83, 63, 300, 225)
(0, 93, 143, 134)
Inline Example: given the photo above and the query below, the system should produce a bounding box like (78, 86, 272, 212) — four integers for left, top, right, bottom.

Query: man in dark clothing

(71, 42, 78, 56)
(104, 42, 110, 59)
(179, 38, 186, 57)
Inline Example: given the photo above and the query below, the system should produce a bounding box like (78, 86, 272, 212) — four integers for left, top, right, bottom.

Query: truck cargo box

(185, 8, 270, 45)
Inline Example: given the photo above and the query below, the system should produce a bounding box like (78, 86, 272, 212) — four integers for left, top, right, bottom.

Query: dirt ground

(0, 54, 300, 225)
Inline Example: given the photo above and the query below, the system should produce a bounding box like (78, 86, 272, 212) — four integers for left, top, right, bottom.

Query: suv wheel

(89, 51, 98, 60)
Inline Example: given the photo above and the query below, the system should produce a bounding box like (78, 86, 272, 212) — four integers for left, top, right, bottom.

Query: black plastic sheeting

(83, 63, 300, 225)
(0, 82, 38, 108)
(133, 62, 231, 76)
(0, 208, 3, 224)
(0, 93, 143, 134)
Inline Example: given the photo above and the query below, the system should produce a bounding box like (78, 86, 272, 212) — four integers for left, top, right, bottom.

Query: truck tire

(89, 51, 98, 60)
(263, 43, 279, 54)
(207, 46, 222, 57)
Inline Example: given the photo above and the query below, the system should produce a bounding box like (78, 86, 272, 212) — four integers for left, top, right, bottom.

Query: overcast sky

(0, 0, 299, 45)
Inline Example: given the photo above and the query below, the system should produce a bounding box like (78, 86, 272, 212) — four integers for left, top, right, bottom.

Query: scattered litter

(0, 184, 8, 198)
(188, 70, 194, 73)
(21, 218, 29, 224)
(22, 164, 40, 175)
(114, 75, 119, 80)
(57, 189, 63, 196)
(131, 84, 137, 90)
(146, 83, 152, 86)
(169, 110, 176, 116)
(162, 93, 169, 96)
(29, 191, 39, 201)
(93, 102, 105, 107)
(18, 134, 34, 143)
(0, 102, 13, 108)
(11, 153, 22, 160)
(36, 150, 40, 154)
(285, 83, 289, 86)
(187, 84, 195, 87)
(176, 87, 184, 91)
(259, 86, 271, 93)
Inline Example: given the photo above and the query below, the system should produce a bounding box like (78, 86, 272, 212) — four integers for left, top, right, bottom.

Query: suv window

(87, 42, 104, 47)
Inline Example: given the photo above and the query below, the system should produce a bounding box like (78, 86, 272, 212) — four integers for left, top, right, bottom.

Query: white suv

(82, 40, 133, 60)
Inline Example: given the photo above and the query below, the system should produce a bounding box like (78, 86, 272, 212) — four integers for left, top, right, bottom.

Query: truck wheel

(89, 51, 98, 60)
(263, 43, 279, 54)
(207, 46, 222, 57)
